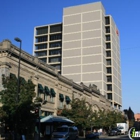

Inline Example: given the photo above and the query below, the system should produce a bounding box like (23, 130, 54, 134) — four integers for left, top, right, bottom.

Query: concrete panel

(63, 33, 81, 41)
(82, 55, 101, 64)
(63, 57, 81, 65)
(64, 14, 81, 25)
(82, 38, 101, 47)
(64, 74, 81, 82)
(82, 11, 100, 22)
(63, 65, 81, 74)
(82, 30, 101, 39)
(82, 21, 101, 31)
(82, 72, 102, 81)
(63, 41, 81, 49)
(82, 64, 102, 72)
(82, 46, 101, 55)
(64, 24, 81, 33)
(63, 2, 104, 15)
(63, 49, 81, 57)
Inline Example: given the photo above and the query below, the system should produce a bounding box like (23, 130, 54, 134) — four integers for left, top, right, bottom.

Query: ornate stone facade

(0, 39, 111, 115)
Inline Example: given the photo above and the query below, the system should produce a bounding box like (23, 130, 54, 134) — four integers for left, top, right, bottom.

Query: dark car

(85, 132, 99, 139)
(108, 128, 121, 136)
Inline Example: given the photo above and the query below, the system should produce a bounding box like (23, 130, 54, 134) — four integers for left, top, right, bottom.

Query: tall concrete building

(33, 2, 122, 109)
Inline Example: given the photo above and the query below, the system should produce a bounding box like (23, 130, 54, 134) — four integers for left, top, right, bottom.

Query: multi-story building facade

(33, 2, 122, 109)
(33, 23, 62, 73)
(0, 39, 111, 116)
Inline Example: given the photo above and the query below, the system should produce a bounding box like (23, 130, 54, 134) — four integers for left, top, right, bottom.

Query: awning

(44, 86, 50, 95)
(38, 84, 44, 93)
(10, 73, 17, 79)
(50, 88, 56, 97)
(59, 93, 64, 101)
(40, 115, 74, 124)
(65, 96, 71, 103)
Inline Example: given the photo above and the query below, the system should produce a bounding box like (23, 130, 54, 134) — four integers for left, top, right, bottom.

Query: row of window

(38, 84, 71, 104)
(36, 24, 62, 35)
(35, 50, 61, 56)
(35, 34, 62, 43)
(35, 42, 62, 50)
(49, 57, 61, 63)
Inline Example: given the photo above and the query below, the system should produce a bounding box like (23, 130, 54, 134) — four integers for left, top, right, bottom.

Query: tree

(61, 98, 93, 130)
(0, 74, 36, 135)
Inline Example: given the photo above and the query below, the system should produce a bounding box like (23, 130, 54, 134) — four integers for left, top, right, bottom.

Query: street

(100, 134, 140, 139)
(99, 135, 129, 139)
(79, 135, 130, 140)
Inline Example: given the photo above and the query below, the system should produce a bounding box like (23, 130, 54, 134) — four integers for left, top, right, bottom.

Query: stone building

(0, 39, 111, 116)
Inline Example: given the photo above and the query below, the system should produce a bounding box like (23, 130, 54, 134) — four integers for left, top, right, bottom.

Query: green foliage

(0, 75, 36, 133)
(61, 99, 93, 129)
(61, 98, 127, 131)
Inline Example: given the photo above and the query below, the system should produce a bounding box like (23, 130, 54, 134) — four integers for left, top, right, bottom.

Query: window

(40, 58, 47, 62)
(49, 50, 61, 55)
(50, 34, 62, 41)
(107, 84, 112, 91)
(105, 26, 110, 33)
(49, 42, 61, 48)
(59, 101, 63, 108)
(107, 67, 112, 74)
(35, 51, 47, 57)
(50, 24, 62, 33)
(44, 111, 53, 116)
(106, 59, 111, 65)
(49, 57, 61, 63)
(106, 43, 111, 49)
(106, 51, 111, 57)
(50, 96, 54, 102)
(52, 64, 61, 70)
(105, 16, 110, 25)
(36, 27, 48, 35)
(106, 35, 110, 41)
(35, 44, 47, 50)
(107, 76, 112, 82)
(36, 36, 47, 43)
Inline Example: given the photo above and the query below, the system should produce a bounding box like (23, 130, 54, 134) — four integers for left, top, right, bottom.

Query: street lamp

(14, 37, 22, 103)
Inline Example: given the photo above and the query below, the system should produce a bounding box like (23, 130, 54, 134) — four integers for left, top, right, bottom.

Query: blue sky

(0, 0, 140, 113)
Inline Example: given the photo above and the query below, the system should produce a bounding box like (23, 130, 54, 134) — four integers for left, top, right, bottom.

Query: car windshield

(56, 127, 68, 132)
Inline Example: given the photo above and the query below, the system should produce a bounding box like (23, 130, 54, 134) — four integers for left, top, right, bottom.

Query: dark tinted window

(50, 42, 62, 48)
(107, 84, 112, 91)
(50, 24, 62, 33)
(107, 67, 112, 73)
(106, 51, 111, 57)
(107, 93, 112, 100)
(35, 51, 47, 56)
(106, 35, 110, 41)
(106, 43, 111, 49)
(106, 26, 110, 33)
(36, 36, 47, 43)
(105, 17, 110, 25)
(49, 50, 61, 55)
(35, 44, 47, 50)
(36, 27, 48, 35)
(107, 59, 111, 65)
(50, 34, 62, 41)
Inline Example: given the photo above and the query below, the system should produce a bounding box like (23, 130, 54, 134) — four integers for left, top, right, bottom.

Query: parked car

(108, 128, 121, 136)
(85, 132, 100, 139)
(51, 125, 78, 140)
